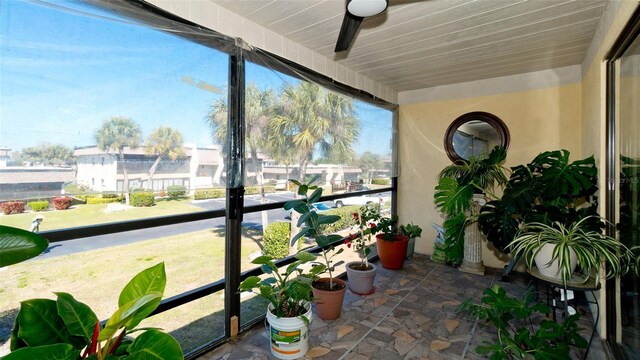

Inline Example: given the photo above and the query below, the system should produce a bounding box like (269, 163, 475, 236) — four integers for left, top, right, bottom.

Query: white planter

(345, 261, 377, 295)
(266, 303, 312, 359)
(534, 243, 577, 280)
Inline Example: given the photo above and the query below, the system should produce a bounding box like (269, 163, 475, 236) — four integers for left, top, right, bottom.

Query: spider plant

(508, 216, 634, 286)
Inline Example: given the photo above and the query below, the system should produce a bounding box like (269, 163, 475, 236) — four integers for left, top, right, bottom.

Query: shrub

(167, 185, 187, 197)
(27, 201, 49, 212)
(318, 205, 360, 233)
(371, 178, 390, 185)
(1, 201, 25, 215)
(158, 190, 167, 197)
(130, 191, 155, 207)
(263, 222, 291, 259)
(245, 185, 275, 195)
(52, 197, 73, 210)
(87, 197, 123, 205)
(194, 188, 225, 200)
(102, 193, 119, 199)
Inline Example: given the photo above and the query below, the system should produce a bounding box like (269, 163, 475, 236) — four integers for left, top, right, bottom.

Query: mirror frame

(444, 111, 510, 163)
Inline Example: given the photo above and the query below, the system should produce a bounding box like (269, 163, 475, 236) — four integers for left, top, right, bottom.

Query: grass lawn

(0, 197, 205, 231)
(0, 226, 263, 355)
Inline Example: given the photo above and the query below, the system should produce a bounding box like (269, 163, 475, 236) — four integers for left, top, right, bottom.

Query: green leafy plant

(479, 149, 600, 253)
(27, 201, 49, 212)
(129, 191, 155, 207)
(508, 217, 634, 286)
(263, 222, 291, 259)
(345, 202, 382, 269)
(399, 222, 422, 239)
(5, 262, 183, 360)
(434, 145, 508, 264)
(0, 225, 49, 267)
(238, 252, 318, 318)
(285, 177, 344, 290)
(458, 284, 587, 359)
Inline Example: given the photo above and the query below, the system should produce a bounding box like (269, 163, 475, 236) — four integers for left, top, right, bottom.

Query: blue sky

(0, 0, 392, 157)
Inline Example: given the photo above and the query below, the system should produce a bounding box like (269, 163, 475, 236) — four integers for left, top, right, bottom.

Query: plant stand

(459, 195, 485, 275)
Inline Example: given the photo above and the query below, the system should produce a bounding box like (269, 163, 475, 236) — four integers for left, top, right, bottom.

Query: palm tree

(207, 84, 275, 231)
(145, 127, 185, 190)
(269, 82, 359, 182)
(95, 117, 142, 205)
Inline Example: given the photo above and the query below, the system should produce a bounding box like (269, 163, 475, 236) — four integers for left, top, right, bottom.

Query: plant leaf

(119, 263, 166, 307)
(126, 329, 183, 360)
(2, 344, 78, 360)
(55, 292, 98, 342)
(99, 292, 162, 341)
(0, 225, 49, 267)
(434, 177, 473, 216)
(16, 299, 75, 348)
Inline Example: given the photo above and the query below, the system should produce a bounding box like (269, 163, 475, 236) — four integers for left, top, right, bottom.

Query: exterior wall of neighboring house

(0, 167, 75, 201)
(74, 145, 225, 193)
(263, 164, 361, 185)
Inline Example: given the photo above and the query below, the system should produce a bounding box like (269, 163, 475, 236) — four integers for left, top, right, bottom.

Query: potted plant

(434, 145, 508, 266)
(507, 216, 634, 286)
(479, 149, 600, 256)
(344, 202, 380, 295)
(239, 252, 318, 359)
(458, 284, 587, 359)
(5, 262, 183, 360)
(399, 222, 422, 259)
(285, 178, 347, 320)
(374, 215, 410, 270)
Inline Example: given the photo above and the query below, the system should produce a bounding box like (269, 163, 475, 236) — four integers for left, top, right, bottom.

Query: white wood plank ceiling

(210, 0, 607, 92)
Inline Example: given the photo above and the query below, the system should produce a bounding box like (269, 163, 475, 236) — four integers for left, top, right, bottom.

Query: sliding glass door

(607, 7, 640, 359)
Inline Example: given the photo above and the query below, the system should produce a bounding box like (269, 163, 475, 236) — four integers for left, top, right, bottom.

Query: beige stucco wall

(397, 83, 582, 269)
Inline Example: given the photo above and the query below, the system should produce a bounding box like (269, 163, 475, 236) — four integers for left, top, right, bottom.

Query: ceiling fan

(334, 0, 389, 52)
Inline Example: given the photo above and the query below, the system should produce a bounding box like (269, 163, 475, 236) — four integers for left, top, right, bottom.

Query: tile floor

(199, 254, 607, 360)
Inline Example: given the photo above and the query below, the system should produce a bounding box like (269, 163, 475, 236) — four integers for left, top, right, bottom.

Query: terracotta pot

(311, 277, 347, 320)
(345, 261, 377, 295)
(376, 234, 409, 269)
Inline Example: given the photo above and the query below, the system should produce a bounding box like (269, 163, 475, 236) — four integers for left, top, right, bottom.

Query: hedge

(317, 205, 360, 234)
(371, 178, 390, 185)
(52, 197, 73, 210)
(1, 201, 26, 215)
(194, 188, 225, 200)
(28, 201, 49, 212)
(87, 197, 123, 205)
(167, 185, 187, 197)
(263, 222, 291, 259)
(102, 193, 119, 199)
(245, 185, 276, 195)
(130, 191, 155, 207)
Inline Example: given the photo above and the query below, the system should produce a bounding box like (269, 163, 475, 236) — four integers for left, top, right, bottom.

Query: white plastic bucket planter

(266, 303, 312, 359)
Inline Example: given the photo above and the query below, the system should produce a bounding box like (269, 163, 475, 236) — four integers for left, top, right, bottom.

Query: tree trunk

(250, 148, 268, 234)
(119, 149, 130, 206)
(146, 155, 162, 190)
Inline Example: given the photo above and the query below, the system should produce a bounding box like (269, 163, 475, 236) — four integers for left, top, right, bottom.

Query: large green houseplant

(4, 262, 183, 360)
(479, 149, 601, 254)
(434, 145, 508, 265)
(284, 178, 347, 320)
(508, 217, 634, 286)
(458, 284, 587, 359)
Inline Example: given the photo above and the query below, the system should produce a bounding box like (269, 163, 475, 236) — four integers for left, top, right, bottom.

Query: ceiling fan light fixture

(347, 0, 388, 17)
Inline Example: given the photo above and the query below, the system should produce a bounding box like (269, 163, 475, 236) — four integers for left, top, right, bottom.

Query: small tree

(95, 117, 142, 206)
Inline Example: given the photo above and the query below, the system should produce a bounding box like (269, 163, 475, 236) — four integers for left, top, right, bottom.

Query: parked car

(334, 194, 384, 208)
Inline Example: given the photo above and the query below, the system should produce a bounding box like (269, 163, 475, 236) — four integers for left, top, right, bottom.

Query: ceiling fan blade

(334, 11, 363, 52)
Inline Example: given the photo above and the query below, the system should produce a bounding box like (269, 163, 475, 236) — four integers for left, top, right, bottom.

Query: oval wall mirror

(444, 112, 510, 162)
